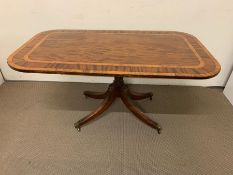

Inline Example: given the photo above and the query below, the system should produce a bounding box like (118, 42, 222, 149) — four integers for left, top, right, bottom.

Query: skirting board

(224, 70, 233, 105)
(0, 71, 4, 85)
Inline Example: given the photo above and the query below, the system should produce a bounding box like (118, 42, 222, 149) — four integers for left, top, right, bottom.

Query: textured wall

(0, 0, 233, 86)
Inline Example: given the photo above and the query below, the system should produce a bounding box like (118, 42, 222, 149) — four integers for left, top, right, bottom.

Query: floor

(0, 81, 233, 175)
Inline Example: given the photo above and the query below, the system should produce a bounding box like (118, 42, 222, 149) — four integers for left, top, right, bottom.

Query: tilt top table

(8, 30, 221, 134)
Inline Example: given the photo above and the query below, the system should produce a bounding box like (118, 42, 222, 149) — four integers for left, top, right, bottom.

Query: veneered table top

(8, 30, 220, 78)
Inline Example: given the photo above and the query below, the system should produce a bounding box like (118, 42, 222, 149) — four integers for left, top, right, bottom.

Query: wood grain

(7, 30, 221, 79)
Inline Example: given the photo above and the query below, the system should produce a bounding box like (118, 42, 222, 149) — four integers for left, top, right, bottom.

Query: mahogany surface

(8, 30, 220, 79)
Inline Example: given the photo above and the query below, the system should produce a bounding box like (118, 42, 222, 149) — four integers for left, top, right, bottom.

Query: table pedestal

(74, 77, 161, 134)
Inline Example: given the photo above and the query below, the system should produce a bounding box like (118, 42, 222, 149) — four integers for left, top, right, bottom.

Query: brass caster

(74, 123, 81, 132)
(157, 126, 161, 134)
(77, 127, 81, 132)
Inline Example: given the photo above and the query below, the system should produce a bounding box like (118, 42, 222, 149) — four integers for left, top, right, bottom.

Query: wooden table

(8, 30, 221, 134)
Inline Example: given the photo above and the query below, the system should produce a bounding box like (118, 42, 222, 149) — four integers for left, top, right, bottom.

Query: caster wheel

(157, 127, 161, 134)
(74, 123, 81, 132)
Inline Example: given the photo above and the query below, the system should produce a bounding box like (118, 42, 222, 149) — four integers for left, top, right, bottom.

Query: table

(7, 30, 221, 134)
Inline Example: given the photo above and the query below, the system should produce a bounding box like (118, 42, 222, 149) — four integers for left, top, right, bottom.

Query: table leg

(121, 86, 161, 134)
(127, 89, 153, 100)
(84, 90, 109, 99)
(74, 87, 116, 131)
(74, 77, 161, 134)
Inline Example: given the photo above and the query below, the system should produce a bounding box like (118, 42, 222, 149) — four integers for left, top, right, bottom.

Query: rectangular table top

(7, 30, 220, 78)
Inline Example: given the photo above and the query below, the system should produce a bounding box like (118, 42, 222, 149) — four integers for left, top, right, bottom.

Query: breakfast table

(7, 30, 221, 134)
